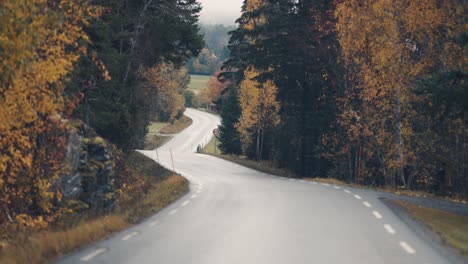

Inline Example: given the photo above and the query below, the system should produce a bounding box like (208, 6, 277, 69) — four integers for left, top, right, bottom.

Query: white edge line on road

(363, 201, 371, 207)
(122, 231, 139, 241)
(182, 200, 190, 207)
(168, 209, 178, 216)
(354, 194, 362, 200)
(191, 194, 197, 199)
(399, 241, 416, 254)
(321, 183, 330, 187)
(81, 248, 106, 262)
(333, 185, 341, 189)
(384, 224, 396, 234)
(344, 189, 351, 194)
(373, 211, 383, 219)
(149, 220, 159, 227)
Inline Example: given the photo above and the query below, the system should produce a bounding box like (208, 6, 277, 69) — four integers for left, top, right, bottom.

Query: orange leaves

(333, 0, 465, 182)
(0, 0, 101, 222)
(206, 70, 228, 103)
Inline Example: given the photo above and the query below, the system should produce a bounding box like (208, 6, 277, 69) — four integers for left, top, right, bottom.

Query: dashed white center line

(122, 232, 139, 241)
(373, 211, 383, 219)
(333, 186, 341, 189)
(191, 194, 197, 199)
(321, 183, 330, 187)
(399, 241, 416, 254)
(149, 220, 159, 227)
(384, 224, 396, 234)
(168, 209, 178, 216)
(81, 248, 106, 262)
(344, 189, 351, 194)
(363, 201, 372, 207)
(354, 194, 362, 200)
(182, 200, 190, 207)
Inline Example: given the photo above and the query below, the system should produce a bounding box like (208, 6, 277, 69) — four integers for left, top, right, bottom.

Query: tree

(218, 87, 243, 155)
(0, 0, 100, 220)
(334, 0, 466, 189)
(66, 0, 204, 151)
(221, 0, 340, 176)
(236, 67, 280, 160)
(139, 62, 188, 122)
(207, 70, 228, 103)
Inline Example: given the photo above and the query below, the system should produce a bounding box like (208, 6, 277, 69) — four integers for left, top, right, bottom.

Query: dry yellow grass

(1, 216, 128, 264)
(0, 170, 188, 264)
(392, 199, 468, 258)
(202, 137, 295, 178)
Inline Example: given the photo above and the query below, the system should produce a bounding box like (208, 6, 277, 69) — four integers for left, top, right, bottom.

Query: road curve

(57, 108, 452, 264)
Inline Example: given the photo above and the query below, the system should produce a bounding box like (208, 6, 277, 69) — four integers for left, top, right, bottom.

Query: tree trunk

(123, 0, 153, 85)
(396, 82, 406, 187)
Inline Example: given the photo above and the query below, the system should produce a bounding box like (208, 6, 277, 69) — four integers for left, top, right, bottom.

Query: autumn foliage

(0, 0, 100, 224)
(220, 0, 466, 195)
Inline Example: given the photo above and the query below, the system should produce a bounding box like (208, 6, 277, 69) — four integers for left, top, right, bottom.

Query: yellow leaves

(0, 0, 101, 224)
(334, 0, 464, 175)
(139, 63, 187, 121)
(15, 214, 48, 230)
(236, 66, 280, 153)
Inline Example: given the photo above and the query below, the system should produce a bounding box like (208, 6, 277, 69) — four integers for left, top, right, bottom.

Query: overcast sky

(198, 0, 243, 25)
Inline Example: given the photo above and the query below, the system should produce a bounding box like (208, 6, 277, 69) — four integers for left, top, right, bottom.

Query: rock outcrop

(58, 124, 116, 210)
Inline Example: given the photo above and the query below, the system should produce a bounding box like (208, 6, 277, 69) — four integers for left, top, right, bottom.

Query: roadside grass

(159, 115, 192, 135)
(148, 122, 167, 133)
(392, 199, 468, 258)
(201, 137, 295, 178)
(201, 135, 219, 154)
(308, 177, 467, 204)
(144, 134, 171, 150)
(144, 116, 192, 150)
(0, 152, 188, 264)
(188, 74, 210, 95)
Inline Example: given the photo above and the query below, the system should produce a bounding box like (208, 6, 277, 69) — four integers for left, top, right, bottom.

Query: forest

(218, 0, 467, 196)
(0, 0, 202, 242)
(187, 23, 236, 75)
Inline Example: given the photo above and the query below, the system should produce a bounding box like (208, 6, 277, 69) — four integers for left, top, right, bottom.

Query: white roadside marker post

(170, 148, 175, 174)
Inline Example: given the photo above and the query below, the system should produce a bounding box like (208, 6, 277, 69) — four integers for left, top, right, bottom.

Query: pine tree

(218, 87, 243, 155)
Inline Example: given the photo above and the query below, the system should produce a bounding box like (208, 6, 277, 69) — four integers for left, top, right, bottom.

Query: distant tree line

(219, 0, 467, 196)
(187, 24, 236, 75)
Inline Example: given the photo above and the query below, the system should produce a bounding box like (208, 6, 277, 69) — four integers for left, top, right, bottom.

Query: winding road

(58, 108, 454, 264)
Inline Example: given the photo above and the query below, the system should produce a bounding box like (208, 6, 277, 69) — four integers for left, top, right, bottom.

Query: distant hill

(187, 24, 236, 75)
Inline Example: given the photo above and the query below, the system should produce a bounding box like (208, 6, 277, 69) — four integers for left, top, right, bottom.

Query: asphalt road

(58, 108, 453, 264)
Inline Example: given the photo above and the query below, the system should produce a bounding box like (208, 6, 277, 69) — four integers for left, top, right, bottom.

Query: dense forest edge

(0, 0, 202, 262)
(213, 0, 467, 198)
(0, 0, 467, 262)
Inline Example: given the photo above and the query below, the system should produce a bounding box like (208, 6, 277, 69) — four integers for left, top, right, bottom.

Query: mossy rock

(88, 159, 105, 171)
(83, 136, 107, 148)
(79, 164, 97, 173)
(63, 199, 89, 212)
